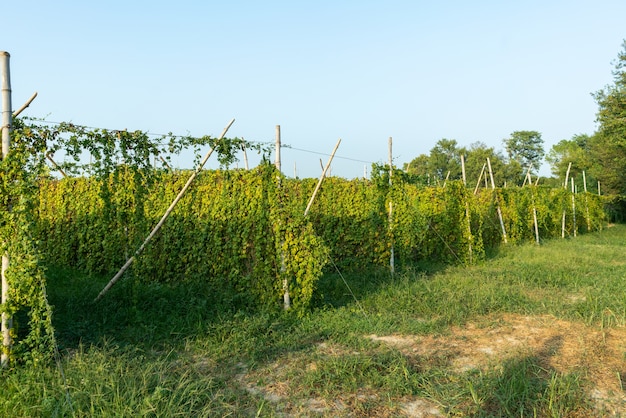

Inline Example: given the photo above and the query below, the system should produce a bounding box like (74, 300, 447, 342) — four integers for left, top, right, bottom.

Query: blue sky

(4, 1, 626, 178)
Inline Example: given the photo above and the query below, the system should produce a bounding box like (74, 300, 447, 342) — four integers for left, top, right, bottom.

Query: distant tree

(546, 134, 595, 189)
(502, 130, 545, 184)
(463, 142, 507, 187)
(404, 139, 465, 184)
(590, 40, 626, 195)
(503, 130, 545, 170)
(429, 138, 465, 181)
(404, 154, 430, 177)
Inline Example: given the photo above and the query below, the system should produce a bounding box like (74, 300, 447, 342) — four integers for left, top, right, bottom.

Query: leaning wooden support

(304, 139, 341, 217)
(487, 158, 507, 244)
(473, 163, 486, 195)
(562, 162, 572, 238)
(94, 118, 235, 302)
(12, 91, 37, 117)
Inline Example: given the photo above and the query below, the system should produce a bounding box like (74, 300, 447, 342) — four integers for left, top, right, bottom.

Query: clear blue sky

(4, 1, 626, 178)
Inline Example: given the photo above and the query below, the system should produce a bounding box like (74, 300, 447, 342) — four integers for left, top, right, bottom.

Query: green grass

(3, 224, 626, 416)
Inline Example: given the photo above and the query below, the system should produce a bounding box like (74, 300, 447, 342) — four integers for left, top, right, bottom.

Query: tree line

(403, 40, 626, 204)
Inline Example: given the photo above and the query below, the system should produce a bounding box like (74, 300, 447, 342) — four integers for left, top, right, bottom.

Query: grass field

(2, 224, 626, 416)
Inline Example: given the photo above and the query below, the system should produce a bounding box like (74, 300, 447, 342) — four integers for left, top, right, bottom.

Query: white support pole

(241, 139, 249, 170)
(275, 125, 281, 172)
(571, 177, 577, 238)
(304, 139, 341, 217)
(388, 137, 394, 274)
(461, 154, 466, 186)
(487, 157, 507, 244)
(562, 162, 572, 238)
(1, 51, 12, 367)
(275, 125, 290, 310)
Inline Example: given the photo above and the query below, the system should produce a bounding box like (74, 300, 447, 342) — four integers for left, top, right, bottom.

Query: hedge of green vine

(33, 167, 606, 314)
(1, 117, 609, 367)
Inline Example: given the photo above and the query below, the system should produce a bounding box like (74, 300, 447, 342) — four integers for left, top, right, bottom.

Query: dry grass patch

(232, 314, 626, 416)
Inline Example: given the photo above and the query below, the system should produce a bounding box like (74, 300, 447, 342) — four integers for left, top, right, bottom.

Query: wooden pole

(522, 164, 533, 187)
(46, 153, 68, 178)
(571, 177, 577, 237)
(562, 162, 572, 238)
(583, 171, 591, 231)
(94, 118, 235, 301)
(275, 125, 290, 310)
(275, 126, 281, 171)
(388, 137, 394, 274)
(461, 154, 466, 186)
(241, 139, 249, 170)
(474, 163, 486, 195)
(304, 139, 341, 217)
(487, 158, 507, 244)
(12, 91, 37, 118)
(443, 170, 450, 188)
(1, 51, 12, 367)
(159, 156, 172, 171)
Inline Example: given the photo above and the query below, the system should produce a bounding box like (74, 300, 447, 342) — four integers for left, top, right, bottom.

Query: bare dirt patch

(235, 314, 626, 416)
(368, 314, 626, 415)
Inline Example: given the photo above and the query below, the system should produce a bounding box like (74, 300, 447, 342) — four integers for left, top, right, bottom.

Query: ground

(231, 314, 626, 416)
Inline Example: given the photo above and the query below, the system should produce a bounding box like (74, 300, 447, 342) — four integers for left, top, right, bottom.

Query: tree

(502, 131, 545, 184)
(404, 139, 465, 184)
(429, 139, 465, 181)
(403, 154, 430, 178)
(590, 40, 626, 195)
(546, 134, 595, 189)
(463, 142, 507, 187)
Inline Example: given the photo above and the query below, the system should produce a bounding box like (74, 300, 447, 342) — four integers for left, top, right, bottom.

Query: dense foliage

(33, 166, 605, 311)
(0, 115, 609, 367)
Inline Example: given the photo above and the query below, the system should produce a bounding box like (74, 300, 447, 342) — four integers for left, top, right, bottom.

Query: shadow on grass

(45, 265, 330, 367)
(465, 335, 590, 417)
(46, 266, 255, 350)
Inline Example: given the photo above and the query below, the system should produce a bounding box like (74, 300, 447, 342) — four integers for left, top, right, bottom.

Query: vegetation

(1, 224, 626, 416)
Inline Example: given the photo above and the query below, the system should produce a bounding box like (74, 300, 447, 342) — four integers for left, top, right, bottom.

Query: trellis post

(1, 51, 13, 367)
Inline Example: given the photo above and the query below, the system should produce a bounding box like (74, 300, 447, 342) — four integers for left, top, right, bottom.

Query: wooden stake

(487, 158, 507, 244)
(159, 156, 172, 171)
(571, 177, 577, 237)
(304, 139, 341, 217)
(443, 171, 450, 188)
(461, 154, 466, 186)
(562, 162, 572, 238)
(275, 125, 290, 310)
(241, 139, 249, 170)
(94, 118, 235, 302)
(474, 163, 486, 195)
(275, 126, 281, 171)
(12, 91, 37, 118)
(388, 137, 394, 274)
(1, 51, 12, 367)
(46, 153, 68, 178)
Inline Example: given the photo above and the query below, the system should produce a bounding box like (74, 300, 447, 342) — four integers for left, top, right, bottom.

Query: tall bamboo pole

(304, 139, 341, 217)
(241, 139, 249, 170)
(571, 177, 577, 237)
(583, 171, 591, 231)
(487, 158, 507, 244)
(1, 51, 12, 367)
(275, 125, 290, 309)
(461, 154, 466, 186)
(562, 162, 572, 238)
(388, 137, 394, 274)
(95, 118, 235, 301)
(474, 163, 486, 195)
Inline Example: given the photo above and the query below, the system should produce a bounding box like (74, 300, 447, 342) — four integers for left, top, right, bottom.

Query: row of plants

(33, 165, 606, 313)
(0, 118, 607, 367)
